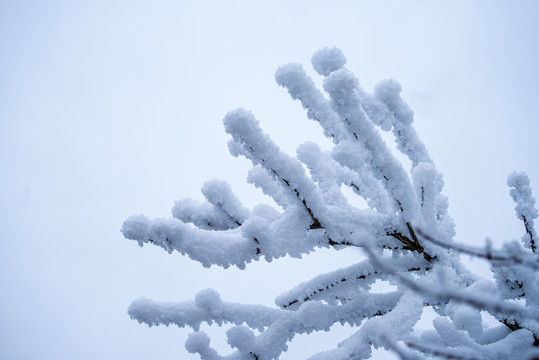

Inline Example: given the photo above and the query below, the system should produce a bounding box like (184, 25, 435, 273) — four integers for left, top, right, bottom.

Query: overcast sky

(1, 1, 538, 359)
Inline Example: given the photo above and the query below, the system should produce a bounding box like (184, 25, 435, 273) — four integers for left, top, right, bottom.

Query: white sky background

(1, 1, 538, 359)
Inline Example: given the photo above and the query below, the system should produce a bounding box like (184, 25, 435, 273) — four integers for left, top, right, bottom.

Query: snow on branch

(508, 171, 538, 252)
(373, 79, 432, 167)
(122, 47, 539, 359)
(121, 215, 258, 269)
(417, 229, 539, 270)
(275, 256, 427, 310)
(364, 244, 539, 323)
(171, 180, 249, 231)
(131, 288, 405, 360)
(129, 289, 281, 331)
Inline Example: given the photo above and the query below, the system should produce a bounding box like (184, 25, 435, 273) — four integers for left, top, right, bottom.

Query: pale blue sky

(1, 1, 538, 359)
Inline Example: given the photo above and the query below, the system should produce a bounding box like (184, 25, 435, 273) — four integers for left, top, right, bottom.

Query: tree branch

(388, 223, 434, 262)
(417, 229, 539, 270)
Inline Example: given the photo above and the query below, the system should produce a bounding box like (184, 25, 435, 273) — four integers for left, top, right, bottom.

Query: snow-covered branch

(364, 245, 539, 323)
(122, 47, 539, 359)
(508, 171, 538, 253)
(417, 229, 539, 270)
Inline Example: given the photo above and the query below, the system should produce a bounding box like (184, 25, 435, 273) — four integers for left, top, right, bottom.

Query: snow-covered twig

(417, 229, 539, 270)
(363, 245, 539, 322)
(404, 340, 479, 360)
(508, 171, 538, 253)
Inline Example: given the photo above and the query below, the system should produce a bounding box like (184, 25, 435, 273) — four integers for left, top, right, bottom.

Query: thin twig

(416, 229, 539, 270)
